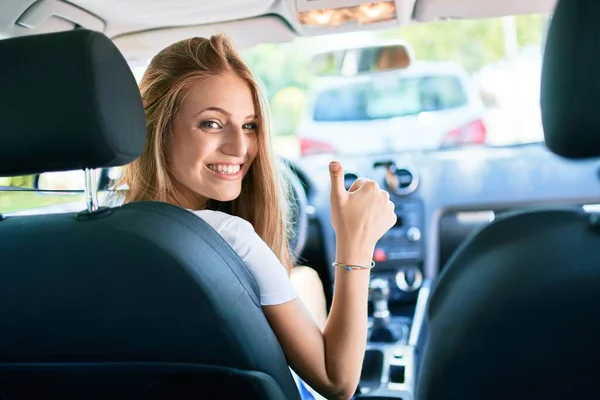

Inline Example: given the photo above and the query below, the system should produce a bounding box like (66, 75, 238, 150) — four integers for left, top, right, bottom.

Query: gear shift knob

(369, 278, 390, 320)
(368, 277, 399, 342)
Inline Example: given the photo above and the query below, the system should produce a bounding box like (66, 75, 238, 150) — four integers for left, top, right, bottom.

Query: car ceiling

(1, 0, 557, 63)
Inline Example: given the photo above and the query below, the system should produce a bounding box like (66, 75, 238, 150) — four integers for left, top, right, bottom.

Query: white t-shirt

(193, 209, 298, 306)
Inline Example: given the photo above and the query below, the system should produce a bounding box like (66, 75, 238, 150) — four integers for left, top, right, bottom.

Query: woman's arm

(263, 244, 373, 400)
(264, 161, 396, 400)
(289, 266, 328, 330)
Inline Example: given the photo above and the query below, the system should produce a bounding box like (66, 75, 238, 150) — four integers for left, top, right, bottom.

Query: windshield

(313, 74, 468, 122)
(240, 13, 548, 158)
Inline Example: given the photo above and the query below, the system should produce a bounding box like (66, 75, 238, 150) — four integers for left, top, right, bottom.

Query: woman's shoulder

(193, 210, 263, 261)
(193, 209, 254, 234)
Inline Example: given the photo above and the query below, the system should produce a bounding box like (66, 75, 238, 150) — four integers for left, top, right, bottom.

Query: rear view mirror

(310, 43, 414, 76)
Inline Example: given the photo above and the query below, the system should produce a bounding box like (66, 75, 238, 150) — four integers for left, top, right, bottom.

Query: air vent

(389, 166, 419, 195)
(344, 173, 359, 191)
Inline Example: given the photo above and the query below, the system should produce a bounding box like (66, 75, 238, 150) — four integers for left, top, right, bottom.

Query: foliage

(0, 175, 77, 213)
(377, 14, 547, 72)
(0, 192, 83, 213)
(270, 87, 308, 137)
(0, 175, 34, 188)
(242, 41, 316, 101)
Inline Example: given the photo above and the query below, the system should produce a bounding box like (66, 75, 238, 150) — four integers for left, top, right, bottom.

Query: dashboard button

(395, 266, 423, 293)
(406, 227, 421, 242)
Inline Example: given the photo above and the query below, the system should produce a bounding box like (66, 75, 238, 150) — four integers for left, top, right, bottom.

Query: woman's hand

(329, 161, 397, 265)
(263, 161, 397, 400)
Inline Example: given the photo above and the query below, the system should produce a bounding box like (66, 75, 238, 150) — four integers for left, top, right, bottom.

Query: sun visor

(112, 16, 296, 65)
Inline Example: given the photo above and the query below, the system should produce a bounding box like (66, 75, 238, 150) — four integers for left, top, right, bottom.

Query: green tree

(270, 87, 307, 137)
(243, 40, 316, 136)
(377, 14, 547, 72)
(242, 41, 315, 100)
(0, 175, 34, 188)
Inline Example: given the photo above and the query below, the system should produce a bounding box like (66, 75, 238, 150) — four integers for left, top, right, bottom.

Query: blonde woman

(114, 35, 396, 400)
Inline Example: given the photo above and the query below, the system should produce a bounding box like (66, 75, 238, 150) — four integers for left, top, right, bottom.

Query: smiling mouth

(206, 163, 243, 176)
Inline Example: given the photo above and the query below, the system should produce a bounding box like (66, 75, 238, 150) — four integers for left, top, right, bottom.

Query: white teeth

(208, 164, 241, 175)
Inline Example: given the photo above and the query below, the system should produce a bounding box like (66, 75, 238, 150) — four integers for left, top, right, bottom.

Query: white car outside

(296, 60, 487, 156)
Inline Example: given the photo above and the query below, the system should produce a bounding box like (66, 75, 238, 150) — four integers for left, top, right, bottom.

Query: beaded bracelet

(332, 260, 376, 271)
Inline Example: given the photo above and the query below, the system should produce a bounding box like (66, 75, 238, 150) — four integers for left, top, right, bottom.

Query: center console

(352, 277, 429, 400)
(372, 198, 424, 294)
(354, 188, 427, 399)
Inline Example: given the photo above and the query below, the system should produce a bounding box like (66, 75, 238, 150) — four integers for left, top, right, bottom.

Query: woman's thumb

(329, 161, 346, 200)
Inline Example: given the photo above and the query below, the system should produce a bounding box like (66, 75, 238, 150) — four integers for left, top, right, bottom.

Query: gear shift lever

(369, 278, 399, 343)
(370, 278, 391, 321)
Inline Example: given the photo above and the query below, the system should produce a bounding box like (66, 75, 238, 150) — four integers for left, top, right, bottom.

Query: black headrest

(417, 207, 600, 399)
(0, 29, 146, 176)
(541, 0, 600, 158)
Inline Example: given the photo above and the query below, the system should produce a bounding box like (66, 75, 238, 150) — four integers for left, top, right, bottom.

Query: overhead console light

(297, 0, 397, 27)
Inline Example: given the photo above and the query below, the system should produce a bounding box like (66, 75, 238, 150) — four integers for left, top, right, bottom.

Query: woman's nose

(221, 128, 248, 157)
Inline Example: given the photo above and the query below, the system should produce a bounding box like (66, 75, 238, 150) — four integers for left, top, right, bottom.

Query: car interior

(1, 0, 600, 399)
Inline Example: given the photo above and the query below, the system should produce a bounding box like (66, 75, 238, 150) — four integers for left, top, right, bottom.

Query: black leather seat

(0, 29, 300, 400)
(416, 1, 600, 399)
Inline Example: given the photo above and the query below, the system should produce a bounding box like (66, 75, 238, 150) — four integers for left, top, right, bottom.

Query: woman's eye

(199, 120, 222, 130)
(242, 122, 258, 132)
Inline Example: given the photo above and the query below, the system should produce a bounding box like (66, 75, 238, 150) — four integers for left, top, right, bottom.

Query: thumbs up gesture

(329, 161, 397, 254)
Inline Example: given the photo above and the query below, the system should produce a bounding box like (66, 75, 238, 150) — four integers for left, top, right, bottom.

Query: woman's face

(168, 72, 259, 209)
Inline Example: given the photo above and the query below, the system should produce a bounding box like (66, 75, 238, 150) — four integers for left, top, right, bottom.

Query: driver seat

(0, 29, 300, 400)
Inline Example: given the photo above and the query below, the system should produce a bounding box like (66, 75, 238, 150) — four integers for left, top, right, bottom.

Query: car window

(0, 168, 114, 216)
(313, 75, 468, 122)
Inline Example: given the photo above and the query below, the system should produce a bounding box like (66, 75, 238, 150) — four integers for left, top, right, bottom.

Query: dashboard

(289, 142, 600, 306)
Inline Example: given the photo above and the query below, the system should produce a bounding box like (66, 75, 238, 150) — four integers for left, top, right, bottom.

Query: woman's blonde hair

(115, 34, 294, 272)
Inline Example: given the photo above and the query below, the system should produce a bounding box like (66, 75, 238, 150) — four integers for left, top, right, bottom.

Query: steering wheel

(279, 160, 309, 260)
